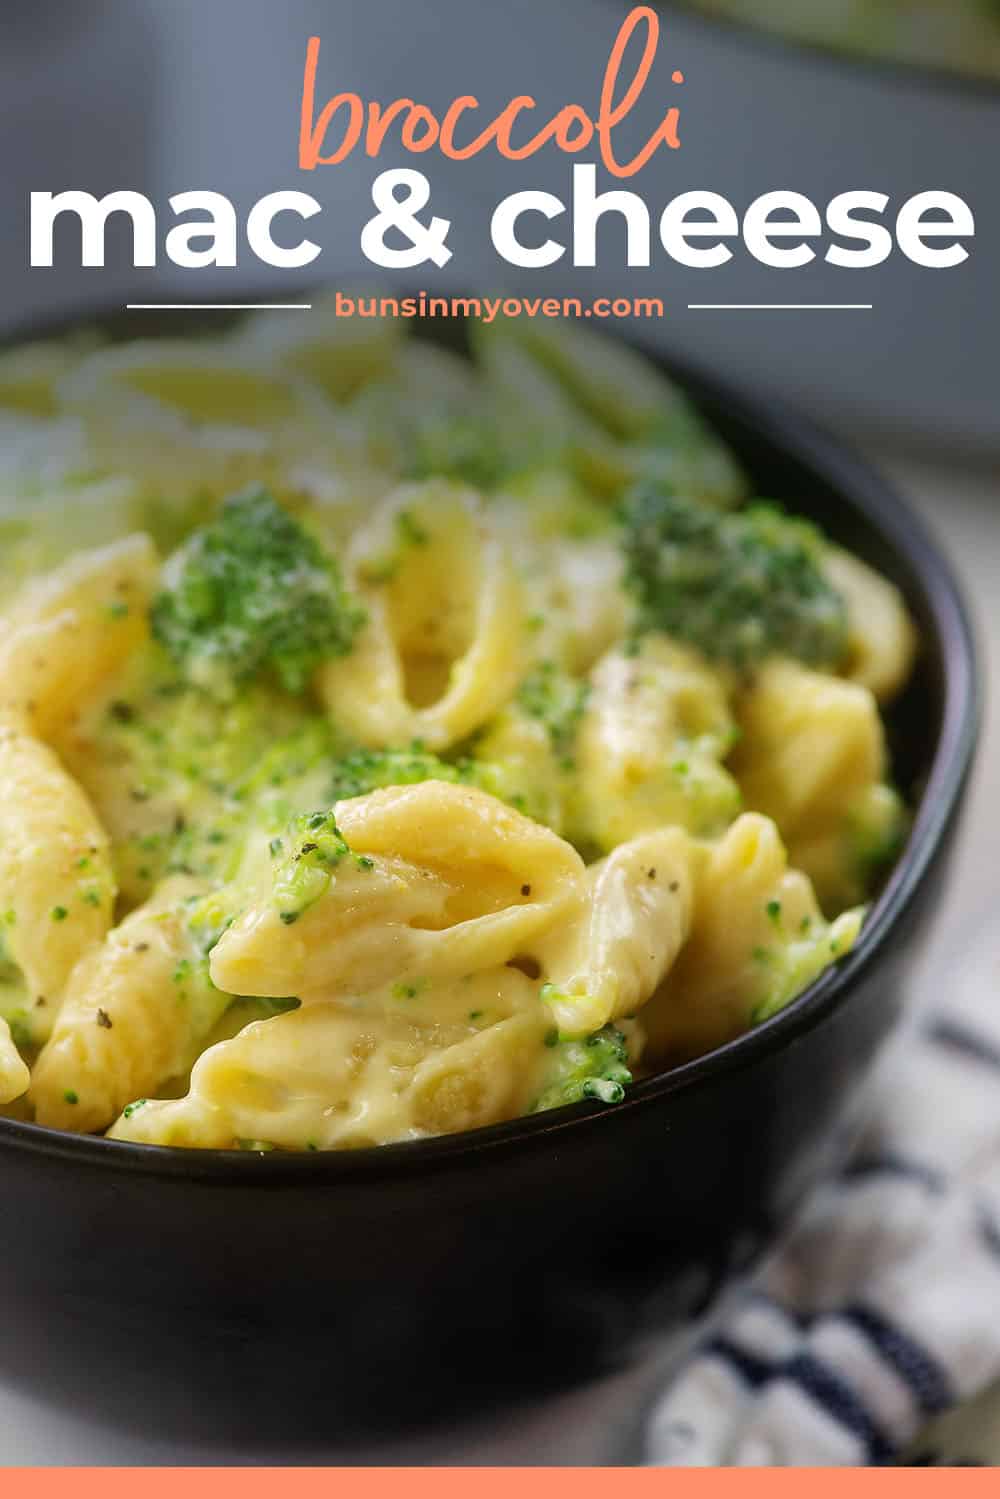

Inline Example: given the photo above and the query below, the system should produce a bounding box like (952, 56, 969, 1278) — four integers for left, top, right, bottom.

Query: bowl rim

(652, 1, 1000, 101)
(0, 308, 981, 1182)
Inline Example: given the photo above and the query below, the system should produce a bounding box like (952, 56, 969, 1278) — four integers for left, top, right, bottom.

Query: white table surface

(1, 451, 997, 1467)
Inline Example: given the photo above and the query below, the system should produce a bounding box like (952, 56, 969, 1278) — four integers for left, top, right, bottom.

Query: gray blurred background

(2, 0, 996, 453)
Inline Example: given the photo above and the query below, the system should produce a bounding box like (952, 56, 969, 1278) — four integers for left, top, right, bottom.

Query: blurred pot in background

(670, 1, 1000, 81)
(582, 0, 998, 457)
(184, 0, 994, 456)
(638, 0, 1000, 455)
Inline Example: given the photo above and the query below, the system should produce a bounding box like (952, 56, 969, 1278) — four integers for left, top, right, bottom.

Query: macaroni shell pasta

(490, 479, 630, 676)
(30, 876, 218, 1133)
(574, 636, 740, 852)
(536, 827, 695, 1038)
(0, 1018, 30, 1106)
(471, 706, 569, 834)
(825, 547, 918, 704)
(0, 339, 83, 418)
(209, 782, 586, 1004)
(110, 989, 550, 1151)
(57, 342, 353, 520)
(0, 535, 157, 737)
(235, 289, 403, 402)
(732, 659, 904, 912)
(0, 311, 914, 1149)
(642, 814, 863, 1062)
(319, 485, 525, 751)
(0, 726, 116, 1040)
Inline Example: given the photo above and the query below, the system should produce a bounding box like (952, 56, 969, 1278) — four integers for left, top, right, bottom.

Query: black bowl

(0, 310, 979, 1448)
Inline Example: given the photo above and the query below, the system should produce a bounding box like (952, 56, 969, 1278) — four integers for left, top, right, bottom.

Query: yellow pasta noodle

(574, 635, 741, 853)
(236, 289, 403, 402)
(210, 781, 585, 1004)
(0, 311, 914, 1148)
(491, 477, 630, 675)
(0, 475, 146, 609)
(57, 341, 351, 525)
(30, 876, 225, 1133)
(643, 814, 863, 1063)
(470, 703, 570, 834)
(825, 547, 918, 704)
(0, 340, 83, 417)
(319, 484, 525, 751)
(732, 659, 906, 912)
(536, 827, 695, 1038)
(0, 535, 157, 737)
(110, 981, 549, 1151)
(0, 1017, 30, 1106)
(0, 726, 115, 1041)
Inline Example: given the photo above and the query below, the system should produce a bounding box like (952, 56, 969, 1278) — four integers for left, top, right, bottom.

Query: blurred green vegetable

(152, 487, 365, 695)
(621, 485, 849, 670)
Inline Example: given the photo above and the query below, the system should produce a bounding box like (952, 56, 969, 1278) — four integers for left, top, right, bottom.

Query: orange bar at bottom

(7, 1468, 998, 1495)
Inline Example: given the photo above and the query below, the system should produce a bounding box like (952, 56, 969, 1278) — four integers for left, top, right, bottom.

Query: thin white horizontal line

(689, 303, 873, 310)
(125, 303, 313, 310)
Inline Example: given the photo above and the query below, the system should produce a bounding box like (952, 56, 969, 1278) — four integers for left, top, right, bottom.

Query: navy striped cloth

(645, 929, 1000, 1466)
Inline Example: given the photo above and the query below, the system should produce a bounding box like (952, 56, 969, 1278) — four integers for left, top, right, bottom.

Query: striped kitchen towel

(645, 925, 1000, 1467)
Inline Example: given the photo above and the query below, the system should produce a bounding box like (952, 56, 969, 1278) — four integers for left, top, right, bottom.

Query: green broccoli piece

(151, 487, 365, 695)
(750, 905, 865, 1025)
(328, 747, 470, 802)
(324, 744, 556, 828)
(848, 785, 909, 887)
(270, 810, 357, 926)
(191, 803, 360, 953)
(516, 663, 589, 763)
(533, 1021, 633, 1111)
(620, 485, 848, 671)
(234, 717, 343, 824)
(405, 413, 506, 491)
(311, 743, 561, 842)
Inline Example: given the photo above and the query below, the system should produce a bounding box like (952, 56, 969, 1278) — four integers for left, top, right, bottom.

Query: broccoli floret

(235, 717, 343, 825)
(189, 785, 366, 955)
(516, 663, 589, 763)
(750, 905, 865, 1025)
(620, 485, 848, 671)
(533, 1021, 633, 1111)
(183, 724, 345, 956)
(152, 487, 365, 695)
(270, 810, 358, 926)
(328, 747, 469, 802)
(848, 785, 909, 886)
(327, 744, 565, 830)
(186, 886, 241, 959)
(101, 649, 341, 898)
(405, 413, 506, 491)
